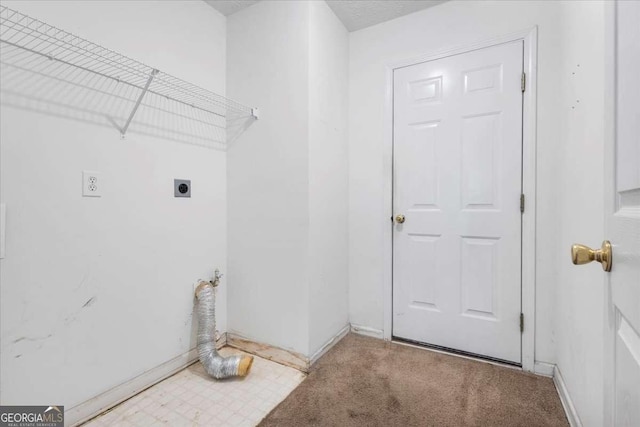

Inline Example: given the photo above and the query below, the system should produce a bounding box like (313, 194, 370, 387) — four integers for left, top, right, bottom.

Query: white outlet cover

(83, 170, 102, 197)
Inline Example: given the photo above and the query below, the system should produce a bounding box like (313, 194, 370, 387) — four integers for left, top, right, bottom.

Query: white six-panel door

(392, 41, 524, 364)
(605, 2, 640, 424)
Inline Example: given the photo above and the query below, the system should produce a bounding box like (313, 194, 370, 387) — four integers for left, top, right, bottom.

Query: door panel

(607, 2, 640, 425)
(461, 112, 501, 209)
(393, 41, 523, 363)
(461, 236, 499, 320)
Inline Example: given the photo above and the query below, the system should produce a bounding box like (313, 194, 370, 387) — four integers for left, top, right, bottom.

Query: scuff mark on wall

(10, 334, 54, 352)
(12, 334, 53, 344)
(63, 296, 97, 325)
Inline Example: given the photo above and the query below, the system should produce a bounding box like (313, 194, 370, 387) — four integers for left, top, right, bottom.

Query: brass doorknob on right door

(395, 214, 406, 224)
(571, 240, 612, 272)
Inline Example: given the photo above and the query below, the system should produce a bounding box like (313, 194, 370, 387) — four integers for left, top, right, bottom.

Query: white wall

(348, 1, 607, 425)
(554, 2, 606, 425)
(308, 0, 350, 356)
(348, 0, 563, 364)
(0, 0, 227, 411)
(227, 0, 349, 357)
(227, 0, 311, 356)
(0, 0, 607, 423)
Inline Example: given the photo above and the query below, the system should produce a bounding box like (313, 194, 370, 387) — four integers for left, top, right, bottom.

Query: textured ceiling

(204, 1, 447, 31)
(204, 1, 259, 17)
(326, 0, 446, 31)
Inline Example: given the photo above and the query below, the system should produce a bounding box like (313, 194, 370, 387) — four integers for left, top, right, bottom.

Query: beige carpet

(259, 334, 568, 427)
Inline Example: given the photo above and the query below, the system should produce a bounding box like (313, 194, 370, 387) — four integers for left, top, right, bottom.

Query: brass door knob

(571, 240, 612, 272)
(395, 214, 406, 224)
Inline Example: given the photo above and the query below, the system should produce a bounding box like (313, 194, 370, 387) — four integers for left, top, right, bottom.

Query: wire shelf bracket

(119, 68, 158, 138)
(0, 6, 258, 149)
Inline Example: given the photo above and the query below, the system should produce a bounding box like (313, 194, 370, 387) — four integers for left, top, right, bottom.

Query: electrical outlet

(83, 171, 102, 197)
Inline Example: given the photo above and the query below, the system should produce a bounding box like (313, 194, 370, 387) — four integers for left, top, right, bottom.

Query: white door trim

(382, 27, 538, 372)
(603, 3, 615, 424)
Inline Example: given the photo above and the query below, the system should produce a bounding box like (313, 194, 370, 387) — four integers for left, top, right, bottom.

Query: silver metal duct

(195, 278, 253, 379)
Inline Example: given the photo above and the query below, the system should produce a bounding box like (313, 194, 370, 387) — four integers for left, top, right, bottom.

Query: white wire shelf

(0, 6, 257, 149)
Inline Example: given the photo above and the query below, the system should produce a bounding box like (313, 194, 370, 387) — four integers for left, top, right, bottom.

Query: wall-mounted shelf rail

(0, 6, 257, 149)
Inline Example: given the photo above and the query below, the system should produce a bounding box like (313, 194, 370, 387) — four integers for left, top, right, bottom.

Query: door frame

(382, 27, 538, 372)
(603, 1, 616, 424)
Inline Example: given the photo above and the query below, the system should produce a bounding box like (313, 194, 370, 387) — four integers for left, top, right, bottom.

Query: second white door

(393, 41, 524, 364)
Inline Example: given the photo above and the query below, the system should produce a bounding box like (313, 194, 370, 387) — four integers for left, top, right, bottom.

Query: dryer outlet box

(174, 179, 191, 197)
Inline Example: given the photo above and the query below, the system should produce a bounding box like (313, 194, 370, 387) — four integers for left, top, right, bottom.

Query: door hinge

(520, 193, 525, 213)
(520, 313, 524, 333)
(521, 72, 526, 92)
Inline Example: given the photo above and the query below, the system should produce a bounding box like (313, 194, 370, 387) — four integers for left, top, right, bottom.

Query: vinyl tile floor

(81, 347, 306, 427)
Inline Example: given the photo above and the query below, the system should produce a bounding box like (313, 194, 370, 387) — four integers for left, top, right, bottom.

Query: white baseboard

(68, 350, 197, 426)
(309, 324, 350, 366)
(68, 334, 226, 426)
(553, 365, 582, 427)
(228, 325, 350, 372)
(227, 333, 310, 372)
(534, 361, 555, 377)
(350, 324, 384, 339)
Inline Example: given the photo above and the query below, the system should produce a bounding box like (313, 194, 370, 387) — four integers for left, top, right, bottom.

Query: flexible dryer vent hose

(195, 281, 253, 379)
